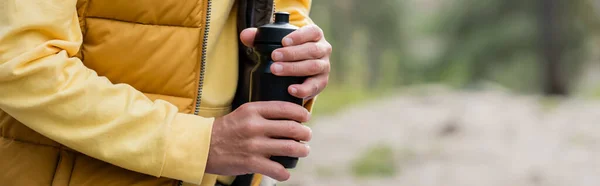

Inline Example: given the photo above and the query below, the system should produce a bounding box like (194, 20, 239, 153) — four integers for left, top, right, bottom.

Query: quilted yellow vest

(0, 0, 312, 185)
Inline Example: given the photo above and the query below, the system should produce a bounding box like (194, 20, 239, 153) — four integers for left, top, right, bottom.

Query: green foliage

(539, 96, 563, 112)
(308, 0, 599, 114)
(315, 166, 337, 178)
(429, 0, 588, 92)
(351, 144, 397, 178)
(593, 87, 600, 99)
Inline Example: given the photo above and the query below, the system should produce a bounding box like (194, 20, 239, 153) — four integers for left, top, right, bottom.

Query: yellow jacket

(0, 0, 312, 185)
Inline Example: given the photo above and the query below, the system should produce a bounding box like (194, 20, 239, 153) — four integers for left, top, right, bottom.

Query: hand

(241, 24, 332, 100)
(205, 101, 312, 181)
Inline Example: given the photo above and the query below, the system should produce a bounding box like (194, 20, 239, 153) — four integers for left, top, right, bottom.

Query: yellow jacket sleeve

(0, 1, 211, 184)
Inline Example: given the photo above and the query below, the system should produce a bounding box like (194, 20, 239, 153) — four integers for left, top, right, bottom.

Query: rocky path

(282, 89, 600, 186)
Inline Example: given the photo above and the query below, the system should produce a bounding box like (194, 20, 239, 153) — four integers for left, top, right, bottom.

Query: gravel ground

(282, 89, 600, 186)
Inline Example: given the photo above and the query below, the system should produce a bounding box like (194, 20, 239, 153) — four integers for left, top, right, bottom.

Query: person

(0, 0, 332, 186)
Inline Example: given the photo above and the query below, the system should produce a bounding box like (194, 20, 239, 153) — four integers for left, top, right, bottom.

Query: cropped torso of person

(0, 0, 313, 185)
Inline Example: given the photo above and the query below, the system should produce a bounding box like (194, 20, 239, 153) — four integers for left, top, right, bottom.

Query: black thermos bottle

(250, 12, 305, 169)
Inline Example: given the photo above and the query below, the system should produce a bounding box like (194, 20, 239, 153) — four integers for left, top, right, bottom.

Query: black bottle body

(249, 12, 304, 169)
(251, 44, 305, 105)
(250, 44, 305, 169)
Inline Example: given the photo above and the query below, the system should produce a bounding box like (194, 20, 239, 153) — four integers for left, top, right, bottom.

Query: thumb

(240, 28, 258, 47)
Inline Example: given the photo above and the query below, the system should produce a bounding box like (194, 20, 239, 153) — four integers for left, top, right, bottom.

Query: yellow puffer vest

(0, 0, 312, 186)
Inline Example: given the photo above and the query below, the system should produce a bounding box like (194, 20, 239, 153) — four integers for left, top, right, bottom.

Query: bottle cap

(254, 12, 299, 45)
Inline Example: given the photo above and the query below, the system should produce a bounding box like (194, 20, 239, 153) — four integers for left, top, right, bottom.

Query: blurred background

(283, 0, 600, 185)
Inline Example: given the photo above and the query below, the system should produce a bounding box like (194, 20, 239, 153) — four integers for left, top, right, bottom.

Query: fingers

(270, 59, 330, 77)
(257, 138, 310, 158)
(272, 41, 332, 62)
(242, 101, 310, 122)
(240, 28, 258, 47)
(257, 101, 311, 122)
(282, 24, 324, 47)
(262, 120, 312, 141)
(289, 74, 328, 99)
(248, 156, 290, 181)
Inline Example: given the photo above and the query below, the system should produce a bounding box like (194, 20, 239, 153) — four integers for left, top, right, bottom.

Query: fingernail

(303, 125, 312, 132)
(272, 63, 283, 73)
(283, 38, 293, 46)
(290, 87, 298, 94)
(273, 51, 283, 61)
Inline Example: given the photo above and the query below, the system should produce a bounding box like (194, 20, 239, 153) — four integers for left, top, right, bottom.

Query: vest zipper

(194, 0, 213, 115)
(178, 0, 212, 186)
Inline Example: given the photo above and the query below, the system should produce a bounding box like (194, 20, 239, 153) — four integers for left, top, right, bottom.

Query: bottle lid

(254, 12, 299, 45)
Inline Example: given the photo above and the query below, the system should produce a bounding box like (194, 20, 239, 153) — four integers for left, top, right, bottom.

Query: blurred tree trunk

(330, 17, 351, 85)
(328, 0, 354, 85)
(330, 43, 347, 84)
(367, 41, 382, 88)
(538, 0, 568, 95)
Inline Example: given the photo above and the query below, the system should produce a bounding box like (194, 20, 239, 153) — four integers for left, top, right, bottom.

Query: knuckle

(324, 42, 333, 53)
(309, 60, 322, 73)
(300, 85, 312, 97)
(288, 49, 299, 61)
(300, 109, 310, 122)
(276, 102, 290, 113)
(324, 61, 332, 73)
(282, 143, 296, 155)
(246, 139, 260, 152)
(291, 35, 303, 45)
(319, 60, 328, 72)
(290, 105, 306, 121)
(240, 122, 253, 134)
(285, 102, 300, 115)
(290, 63, 301, 74)
(239, 103, 256, 113)
(309, 44, 324, 58)
(319, 43, 330, 56)
(309, 25, 323, 38)
(286, 123, 300, 138)
(301, 24, 313, 33)
(247, 156, 262, 169)
(243, 119, 261, 134)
